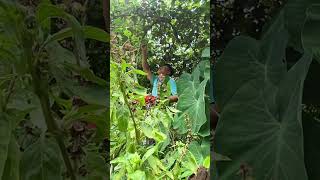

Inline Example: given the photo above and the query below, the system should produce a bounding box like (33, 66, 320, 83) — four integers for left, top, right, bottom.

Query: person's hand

(168, 95, 178, 102)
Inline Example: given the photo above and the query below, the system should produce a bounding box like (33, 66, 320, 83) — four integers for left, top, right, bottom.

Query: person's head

(157, 64, 174, 77)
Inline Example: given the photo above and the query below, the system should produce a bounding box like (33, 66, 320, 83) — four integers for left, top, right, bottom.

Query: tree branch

(31, 64, 77, 180)
(117, 71, 140, 144)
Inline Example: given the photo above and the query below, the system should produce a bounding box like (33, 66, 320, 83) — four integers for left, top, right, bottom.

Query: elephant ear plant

(213, 10, 314, 180)
(213, 0, 320, 177)
(0, 1, 108, 180)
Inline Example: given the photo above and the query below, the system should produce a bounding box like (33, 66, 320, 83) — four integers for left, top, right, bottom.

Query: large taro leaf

(214, 30, 313, 179)
(215, 29, 288, 111)
(20, 136, 64, 180)
(174, 61, 209, 134)
(302, 4, 320, 64)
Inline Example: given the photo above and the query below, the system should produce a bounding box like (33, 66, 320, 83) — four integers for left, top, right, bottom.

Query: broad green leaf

(172, 112, 188, 134)
(164, 151, 178, 170)
(302, 4, 320, 63)
(38, 1, 52, 34)
(215, 29, 288, 111)
(153, 130, 166, 142)
(197, 120, 210, 137)
(141, 146, 156, 164)
(36, 3, 87, 66)
(131, 86, 147, 96)
(20, 136, 64, 180)
(201, 47, 210, 58)
(181, 151, 198, 174)
(176, 73, 208, 134)
(129, 69, 147, 75)
(2, 136, 20, 180)
(63, 62, 107, 87)
(180, 170, 193, 179)
(165, 171, 174, 180)
(128, 170, 146, 180)
(45, 26, 109, 45)
(82, 26, 109, 42)
(123, 29, 132, 38)
(110, 156, 125, 164)
(46, 41, 77, 65)
(158, 122, 170, 152)
(188, 141, 204, 165)
(44, 28, 73, 45)
(125, 152, 141, 173)
(147, 155, 166, 174)
(85, 151, 108, 178)
(120, 61, 132, 72)
(0, 113, 12, 178)
(214, 29, 313, 179)
(140, 122, 153, 139)
(36, 4, 72, 26)
(203, 156, 210, 169)
(67, 83, 107, 107)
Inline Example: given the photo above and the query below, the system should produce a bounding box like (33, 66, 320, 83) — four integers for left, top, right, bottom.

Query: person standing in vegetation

(141, 44, 178, 103)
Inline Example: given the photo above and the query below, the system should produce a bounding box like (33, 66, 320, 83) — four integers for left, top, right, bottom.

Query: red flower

(145, 95, 156, 105)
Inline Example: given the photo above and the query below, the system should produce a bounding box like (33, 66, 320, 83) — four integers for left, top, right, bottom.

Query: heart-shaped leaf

(20, 136, 64, 180)
(214, 29, 313, 179)
(175, 61, 209, 134)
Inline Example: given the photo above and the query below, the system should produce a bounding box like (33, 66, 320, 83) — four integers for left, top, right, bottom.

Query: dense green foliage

(111, 0, 210, 77)
(110, 0, 212, 179)
(110, 58, 211, 179)
(213, 0, 320, 179)
(0, 1, 108, 179)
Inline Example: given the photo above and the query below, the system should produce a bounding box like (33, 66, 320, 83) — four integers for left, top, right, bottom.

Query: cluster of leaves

(110, 1, 213, 176)
(0, 0, 109, 179)
(111, 0, 210, 78)
(213, 0, 320, 179)
(110, 31, 213, 178)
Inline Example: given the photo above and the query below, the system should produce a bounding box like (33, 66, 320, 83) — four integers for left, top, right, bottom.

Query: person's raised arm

(141, 44, 152, 81)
